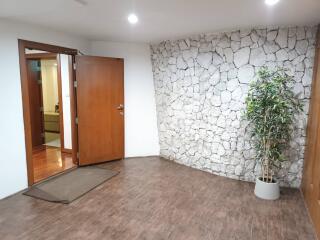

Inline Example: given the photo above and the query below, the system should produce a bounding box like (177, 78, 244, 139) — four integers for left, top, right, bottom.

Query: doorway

(25, 49, 76, 183)
(19, 40, 79, 185)
(19, 40, 125, 186)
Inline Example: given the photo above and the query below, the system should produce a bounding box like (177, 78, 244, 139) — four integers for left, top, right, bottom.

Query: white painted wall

(90, 41, 160, 158)
(60, 54, 72, 149)
(0, 19, 89, 199)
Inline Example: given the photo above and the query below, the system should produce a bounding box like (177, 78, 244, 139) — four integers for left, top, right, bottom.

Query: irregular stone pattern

(150, 26, 317, 187)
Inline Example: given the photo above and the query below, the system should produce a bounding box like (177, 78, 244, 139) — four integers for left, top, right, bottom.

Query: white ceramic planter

(254, 177, 280, 200)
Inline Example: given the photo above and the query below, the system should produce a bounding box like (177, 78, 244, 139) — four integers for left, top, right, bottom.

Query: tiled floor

(44, 132, 61, 148)
(0, 157, 316, 239)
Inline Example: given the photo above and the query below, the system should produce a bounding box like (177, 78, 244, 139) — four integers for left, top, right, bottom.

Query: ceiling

(1, 0, 320, 43)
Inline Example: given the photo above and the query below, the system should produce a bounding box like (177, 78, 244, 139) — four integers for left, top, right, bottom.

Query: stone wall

(150, 26, 317, 187)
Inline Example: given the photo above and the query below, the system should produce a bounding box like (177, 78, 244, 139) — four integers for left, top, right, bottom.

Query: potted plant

(244, 67, 303, 200)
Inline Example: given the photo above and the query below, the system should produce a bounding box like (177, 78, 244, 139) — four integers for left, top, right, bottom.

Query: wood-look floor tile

(0, 157, 316, 240)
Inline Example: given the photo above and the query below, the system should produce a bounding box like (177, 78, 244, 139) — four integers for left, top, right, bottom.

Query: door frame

(18, 39, 79, 186)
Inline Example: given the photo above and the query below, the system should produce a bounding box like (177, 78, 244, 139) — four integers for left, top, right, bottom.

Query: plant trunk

(261, 110, 272, 183)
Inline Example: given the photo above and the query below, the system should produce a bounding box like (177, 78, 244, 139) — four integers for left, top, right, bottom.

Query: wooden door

(27, 59, 45, 148)
(302, 26, 320, 238)
(75, 56, 124, 166)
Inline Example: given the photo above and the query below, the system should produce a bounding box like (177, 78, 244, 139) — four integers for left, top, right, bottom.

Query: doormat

(24, 165, 118, 204)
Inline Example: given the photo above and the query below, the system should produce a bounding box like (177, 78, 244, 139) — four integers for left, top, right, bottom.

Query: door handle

(117, 104, 124, 110)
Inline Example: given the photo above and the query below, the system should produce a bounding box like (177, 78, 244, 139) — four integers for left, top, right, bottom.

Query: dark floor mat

(24, 166, 118, 204)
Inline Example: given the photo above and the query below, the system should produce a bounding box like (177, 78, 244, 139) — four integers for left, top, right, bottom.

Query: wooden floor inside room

(0, 157, 316, 240)
(32, 147, 76, 183)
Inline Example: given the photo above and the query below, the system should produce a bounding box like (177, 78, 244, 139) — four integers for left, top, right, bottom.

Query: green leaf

(243, 67, 303, 177)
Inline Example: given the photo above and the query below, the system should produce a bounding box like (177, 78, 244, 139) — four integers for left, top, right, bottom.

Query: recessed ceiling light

(265, 0, 279, 6)
(128, 14, 138, 24)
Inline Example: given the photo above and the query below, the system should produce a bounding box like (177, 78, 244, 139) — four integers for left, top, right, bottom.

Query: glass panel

(30, 60, 41, 72)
